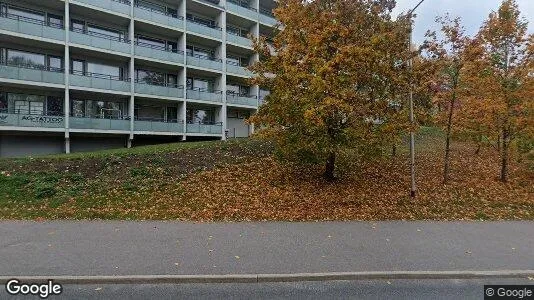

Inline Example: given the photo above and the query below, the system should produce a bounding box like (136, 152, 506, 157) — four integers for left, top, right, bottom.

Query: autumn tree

(465, 0, 533, 182)
(423, 15, 473, 183)
(249, 0, 412, 180)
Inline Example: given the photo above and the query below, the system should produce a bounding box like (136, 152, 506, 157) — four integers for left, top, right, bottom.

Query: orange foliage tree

(249, 0, 412, 180)
(463, 0, 533, 182)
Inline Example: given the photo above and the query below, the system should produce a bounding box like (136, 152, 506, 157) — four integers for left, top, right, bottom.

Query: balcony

(259, 9, 277, 26)
(0, 112, 64, 129)
(69, 28, 131, 55)
(226, 62, 253, 77)
(186, 122, 223, 134)
(135, 81, 184, 98)
(186, 20, 222, 40)
(73, 0, 131, 16)
(69, 116, 130, 131)
(186, 88, 223, 103)
(70, 71, 130, 93)
(226, 93, 258, 107)
(135, 43, 184, 64)
(135, 118, 184, 133)
(186, 54, 223, 71)
(0, 62, 64, 85)
(134, 5, 184, 29)
(227, 0, 258, 20)
(226, 32, 253, 48)
(0, 12, 65, 42)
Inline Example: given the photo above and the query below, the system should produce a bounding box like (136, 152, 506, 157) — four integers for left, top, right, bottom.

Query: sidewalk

(0, 221, 532, 277)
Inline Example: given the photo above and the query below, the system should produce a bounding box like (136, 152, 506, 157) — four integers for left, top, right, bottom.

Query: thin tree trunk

(392, 144, 397, 157)
(500, 129, 509, 182)
(443, 94, 456, 184)
(474, 134, 482, 155)
(324, 152, 336, 181)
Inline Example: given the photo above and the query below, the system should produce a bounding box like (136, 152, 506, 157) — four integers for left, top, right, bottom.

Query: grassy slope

(0, 129, 532, 220)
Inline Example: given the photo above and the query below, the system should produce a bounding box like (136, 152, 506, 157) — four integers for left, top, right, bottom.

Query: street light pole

(407, 0, 426, 198)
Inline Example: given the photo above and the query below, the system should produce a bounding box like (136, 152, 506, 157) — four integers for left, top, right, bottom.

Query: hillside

(0, 129, 532, 221)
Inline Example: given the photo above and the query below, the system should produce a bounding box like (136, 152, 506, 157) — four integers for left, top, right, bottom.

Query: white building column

(220, 6, 228, 140)
(64, 0, 71, 153)
(128, 1, 135, 148)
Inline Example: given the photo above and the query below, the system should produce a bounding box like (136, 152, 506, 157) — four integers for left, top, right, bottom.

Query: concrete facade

(0, 0, 275, 157)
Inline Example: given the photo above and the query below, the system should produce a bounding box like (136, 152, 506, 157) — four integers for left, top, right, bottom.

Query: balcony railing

(134, 4, 184, 29)
(0, 61, 65, 85)
(74, 0, 131, 16)
(186, 88, 223, 103)
(135, 118, 184, 132)
(259, 8, 277, 26)
(70, 27, 131, 55)
(135, 42, 185, 64)
(226, 93, 258, 107)
(227, 0, 258, 20)
(0, 12, 65, 41)
(186, 19, 222, 40)
(186, 122, 223, 134)
(226, 61, 253, 77)
(70, 70, 130, 92)
(69, 116, 130, 131)
(0, 112, 65, 129)
(135, 80, 185, 98)
(186, 53, 223, 71)
(226, 32, 253, 48)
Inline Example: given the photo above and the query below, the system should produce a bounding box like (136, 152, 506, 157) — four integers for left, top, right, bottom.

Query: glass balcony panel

(74, 0, 131, 16)
(135, 83, 184, 98)
(69, 117, 130, 131)
(0, 64, 64, 85)
(134, 45, 184, 64)
(70, 30, 131, 55)
(134, 7, 184, 29)
(186, 55, 223, 71)
(186, 123, 223, 134)
(70, 74, 130, 92)
(226, 33, 253, 48)
(0, 14, 65, 41)
(227, 2, 258, 20)
(0, 113, 64, 128)
(186, 89, 223, 103)
(226, 64, 253, 77)
(259, 13, 276, 26)
(226, 94, 258, 107)
(186, 21, 222, 40)
(135, 120, 184, 132)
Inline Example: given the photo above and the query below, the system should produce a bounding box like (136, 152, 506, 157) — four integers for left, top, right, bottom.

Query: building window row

(0, 3, 63, 28)
(0, 92, 63, 116)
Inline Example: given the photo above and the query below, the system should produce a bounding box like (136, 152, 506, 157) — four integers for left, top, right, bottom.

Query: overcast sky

(392, 0, 534, 45)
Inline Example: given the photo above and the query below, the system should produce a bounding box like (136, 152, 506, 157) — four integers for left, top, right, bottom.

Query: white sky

(392, 0, 534, 44)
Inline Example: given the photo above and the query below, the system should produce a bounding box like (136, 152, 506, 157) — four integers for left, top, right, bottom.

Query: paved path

(0, 221, 533, 276)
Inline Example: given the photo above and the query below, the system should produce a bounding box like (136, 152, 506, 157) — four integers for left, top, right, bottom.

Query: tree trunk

(392, 144, 397, 157)
(443, 95, 455, 184)
(324, 152, 336, 181)
(500, 130, 509, 182)
(474, 134, 482, 155)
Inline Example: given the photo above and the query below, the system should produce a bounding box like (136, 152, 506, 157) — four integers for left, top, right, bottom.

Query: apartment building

(0, 0, 275, 157)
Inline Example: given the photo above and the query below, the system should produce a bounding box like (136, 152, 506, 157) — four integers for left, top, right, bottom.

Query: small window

(48, 56, 62, 71)
(71, 19, 85, 32)
(47, 14, 63, 28)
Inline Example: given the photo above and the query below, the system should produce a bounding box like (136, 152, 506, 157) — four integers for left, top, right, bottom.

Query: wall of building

(0, 133, 64, 157)
(227, 117, 250, 138)
(70, 135, 127, 153)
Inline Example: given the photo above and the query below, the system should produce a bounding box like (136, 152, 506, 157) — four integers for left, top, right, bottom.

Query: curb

(1, 270, 533, 285)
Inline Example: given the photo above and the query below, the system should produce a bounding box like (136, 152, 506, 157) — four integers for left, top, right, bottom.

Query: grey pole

(408, 0, 426, 198)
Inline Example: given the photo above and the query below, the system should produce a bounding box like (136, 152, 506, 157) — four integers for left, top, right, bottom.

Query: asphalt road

(2, 278, 533, 300)
(1, 221, 533, 276)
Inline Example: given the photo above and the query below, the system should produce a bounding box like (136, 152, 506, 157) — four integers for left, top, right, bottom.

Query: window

(47, 14, 63, 28)
(6, 49, 45, 68)
(136, 69, 165, 85)
(186, 45, 214, 59)
(71, 19, 85, 32)
(48, 56, 62, 71)
(167, 74, 178, 87)
(71, 60, 84, 74)
(0, 93, 7, 113)
(187, 78, 214, 91)
(71, 100, 85, 117)
(167, 41, 178, 52)
(166, 107, 178, 122)
(227, 55, 241, 66)
(9, 93, 46, 115)
(87, 62, 121, 78)
(186, 14, 216, 28)
(137, 36, 166, 49)
(187, 108, 215, 124)
(7, 5, 44, 22)
(46, 97, 63, 116)
(87, 24, 123, 40)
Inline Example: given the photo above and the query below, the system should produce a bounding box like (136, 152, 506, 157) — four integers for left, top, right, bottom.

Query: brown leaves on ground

(147, 143, 532, 221)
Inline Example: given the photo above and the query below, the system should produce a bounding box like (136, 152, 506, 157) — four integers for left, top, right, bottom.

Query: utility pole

(407, 0, 426, 198)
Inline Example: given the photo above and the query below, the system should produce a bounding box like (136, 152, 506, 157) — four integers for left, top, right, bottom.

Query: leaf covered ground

(0, 129, 532, 220)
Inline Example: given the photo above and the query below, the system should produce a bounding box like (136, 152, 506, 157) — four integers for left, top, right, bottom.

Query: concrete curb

(1, 270, 533, 285)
